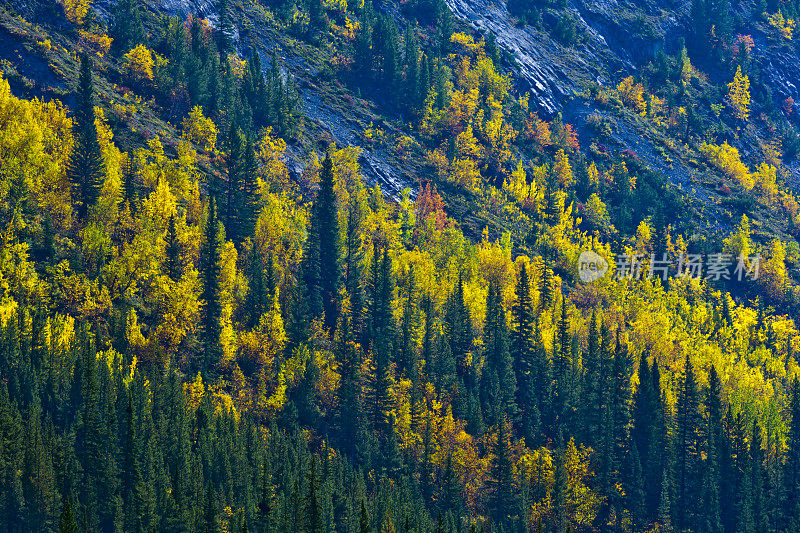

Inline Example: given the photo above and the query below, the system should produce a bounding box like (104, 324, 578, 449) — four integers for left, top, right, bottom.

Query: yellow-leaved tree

(181, 106, 218, 153)
(728, 66, 750, 121)
(123, 44, 156, 83)
(61, 0, 91, 25)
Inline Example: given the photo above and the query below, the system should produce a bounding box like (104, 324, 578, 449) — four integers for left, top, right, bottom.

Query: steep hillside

(5, 0, 800, 532)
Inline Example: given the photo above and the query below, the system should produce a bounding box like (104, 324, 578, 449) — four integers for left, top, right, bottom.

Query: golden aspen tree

(759, 239, 788, 300)
(728, 65, 751, 121)
(553, 149, 573, 188)
(123, 44, 156, 82)
(181, 106, 218, 153)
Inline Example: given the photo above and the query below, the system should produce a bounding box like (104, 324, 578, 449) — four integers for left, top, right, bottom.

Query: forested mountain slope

(3, 0, 800, 532)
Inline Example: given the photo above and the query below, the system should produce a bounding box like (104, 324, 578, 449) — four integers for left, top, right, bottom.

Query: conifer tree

(67, 53, 105, 221)
(703, 365, 725, 533)
(345, 196, 366, 342)
(201, 197, 223, 374)
(316, 151, 341, 335)
(58, 497, 78, 533)
(445, 274, 473, 391)
(304, 459, 324, 533)
(675, 353, 702, 531)
(487, 417, 519, 528)
(784, 378, 800, 531)
(366, 248, 394, 434)
(399, 265, 420, 377)
(512, 262, 536, 440)
(242, 138, 260, 239)
(480, 279, 517, 426)
(225, 125, 244, 243)
(112, 0, 146, 52)
(582, 309, 604, 447)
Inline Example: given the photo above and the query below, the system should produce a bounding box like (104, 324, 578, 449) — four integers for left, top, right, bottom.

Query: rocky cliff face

(444, 0, 686, 117)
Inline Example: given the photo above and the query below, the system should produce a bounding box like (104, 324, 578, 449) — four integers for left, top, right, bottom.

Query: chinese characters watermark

(577, 252, 761, 283)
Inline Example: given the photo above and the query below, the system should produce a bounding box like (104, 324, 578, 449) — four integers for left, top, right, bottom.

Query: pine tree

(444, 273, 473, 391)
(703, 365, 725, 533)
(316, 150, 341, 336)
(242, 138, 260, 239)
(675, 353, 702, 531)
(67, 53, 105, 221)
(488, 417, 519, 527)
(58, 497, 78, 533)
(784, 378, 800, 531)
(216, 0, 234, 53)
(512, 262, 536, 441)
(538, 262, 553, 309)
(112, 0, 146, 52)
(360, 500, 370, 533)
(582, 309, 604, 447)
(303, 459, 324, 533)
(201, 197, 223, 374)
(225, 125, 244, 243)
(404, 25, 420, 114)
(480, 279, 517, 426)
(399, 265, 420, 377)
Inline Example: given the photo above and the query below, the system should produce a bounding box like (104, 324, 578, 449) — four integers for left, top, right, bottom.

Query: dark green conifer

(67, 54, 105, 221)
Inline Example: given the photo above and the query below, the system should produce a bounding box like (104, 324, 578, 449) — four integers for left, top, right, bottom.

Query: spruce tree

(512, 262, 536, 441)
(366, 249, 394, 434)
(201, 197, 223, 374)
(399, 265, 420, 377)
(582, 309, 604, 447)
(303, 459, 324, 533)
(67, 53, 105, 221)
(58, 497, 78, 533)
(480, 279, 517, 426)
(444, 273, 473, 391)
(675, 353, 702, 531)
(316, 150, 341, 336)
(225, 125, 244, 243)
(784, 378, 800, 531)
(112, 0, 146, 52)
(488, 417, 519, 528)
(703, 365, 725, 533)
(242, 138, 260, 239)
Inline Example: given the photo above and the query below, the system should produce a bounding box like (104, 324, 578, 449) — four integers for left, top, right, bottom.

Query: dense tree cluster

(5, 0, 800, 532)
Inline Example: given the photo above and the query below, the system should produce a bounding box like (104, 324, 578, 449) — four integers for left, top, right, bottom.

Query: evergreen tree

(487, 417, 519, 528)
(303, 459, 324, 533)
(366, 248, 394, 434)
(399, 265, 420, 377)
(111, 0, 146, 52)
(242, 138, 260, 239)
(444, 274, 473, 393)
(316, 150, 341, 336)
(512, 262, 536, 441)
(582, 309, 604, 448)
(58, 497, 78, 533)
(675, 353, 702, 531)
(225, 125, 244, 243)
(67, 53, 105, 221)
(480, 279, 517, 426)
(784, 378, 800, 531)
(201, 197, 223, 374)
